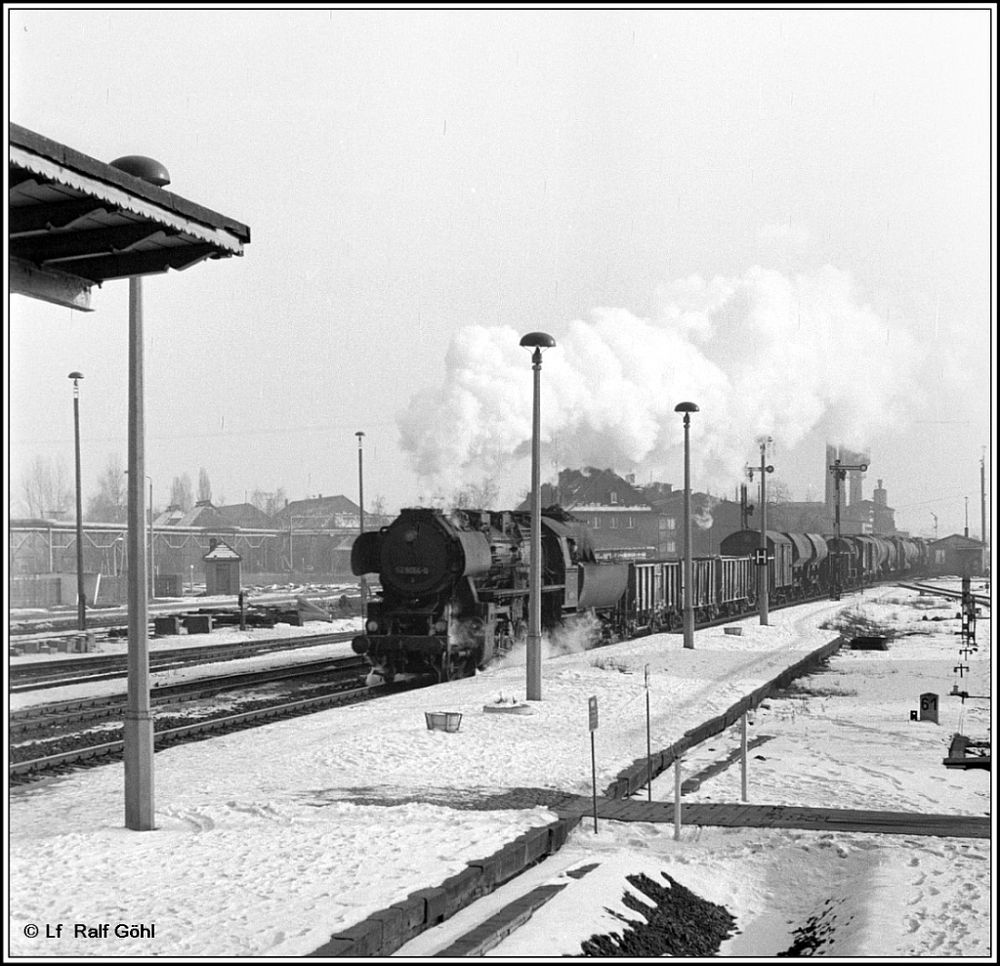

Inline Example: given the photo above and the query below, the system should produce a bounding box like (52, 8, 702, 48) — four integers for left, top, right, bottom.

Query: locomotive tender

(351, 508, 930, 683)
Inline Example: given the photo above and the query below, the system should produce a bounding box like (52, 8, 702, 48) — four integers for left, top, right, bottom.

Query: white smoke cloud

(398, 264, 923, 501)
(490, 613, 605, 674)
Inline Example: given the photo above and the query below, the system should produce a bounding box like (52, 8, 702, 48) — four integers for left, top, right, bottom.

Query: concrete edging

(603, 636, 846, 799)
(307, 815, 582, 957)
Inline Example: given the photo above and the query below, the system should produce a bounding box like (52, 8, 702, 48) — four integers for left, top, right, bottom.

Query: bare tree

(86, 453, 127, 522)
(18, 455, 72, 518)
(197, 467, 212, 503)
(170, 473, 194, 512)
(250, 487, 287, 518)
(768, 478, 792, 504)
(453, 477, 501, 509)
(369, 493, 389, 526)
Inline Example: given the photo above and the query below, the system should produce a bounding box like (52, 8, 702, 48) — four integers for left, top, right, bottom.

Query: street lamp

(110, 153, 170, 832)
(356, 431, 367, 619)
(674, 402, 699, 649)
(147, 476, 155, 600)
(68, 371, 86, 630)
(125, 470, 155, 601)
(520, 331, 556, 700)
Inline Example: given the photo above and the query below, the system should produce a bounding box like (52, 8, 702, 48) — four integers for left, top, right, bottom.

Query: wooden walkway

(556, 797, 991, 839)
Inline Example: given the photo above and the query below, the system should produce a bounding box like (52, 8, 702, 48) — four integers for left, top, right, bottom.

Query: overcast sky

(6, 5, 994, 538)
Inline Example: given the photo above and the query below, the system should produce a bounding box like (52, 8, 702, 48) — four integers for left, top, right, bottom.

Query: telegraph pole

(356, 431, 367, 619)
(981, 450, 987, 546)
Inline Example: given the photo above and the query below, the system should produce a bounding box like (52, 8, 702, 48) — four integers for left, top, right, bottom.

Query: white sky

(5, 5, 995, 537)
(7, 585, 992, 958)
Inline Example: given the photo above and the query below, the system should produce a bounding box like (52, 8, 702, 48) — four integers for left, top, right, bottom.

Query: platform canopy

(8, 123, 251, 311)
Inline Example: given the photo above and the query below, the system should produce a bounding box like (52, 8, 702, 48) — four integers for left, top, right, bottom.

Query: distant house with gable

(217, 502, 276, 530)
(272, 495, 364, 530)
(521, 467, 661, 560)
(154, 500, 233, 530)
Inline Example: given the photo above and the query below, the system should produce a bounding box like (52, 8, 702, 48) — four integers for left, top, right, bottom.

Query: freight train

(350, 506, 929, 683)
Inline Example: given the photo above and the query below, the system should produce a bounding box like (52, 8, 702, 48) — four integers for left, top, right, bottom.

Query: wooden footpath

(556, 796, 992, 839)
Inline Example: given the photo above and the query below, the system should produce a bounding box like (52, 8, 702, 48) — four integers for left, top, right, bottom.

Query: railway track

(9, 630, 356, 691)
(897, 582, 991, 609)
(9, 656, 415, 782)
(9, 656, 369, 738)
(8, 588, 363, 637)
(7, 588, 928, 785)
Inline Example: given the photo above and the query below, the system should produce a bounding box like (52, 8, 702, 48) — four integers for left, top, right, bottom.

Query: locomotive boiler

(350, 506, 628, 683)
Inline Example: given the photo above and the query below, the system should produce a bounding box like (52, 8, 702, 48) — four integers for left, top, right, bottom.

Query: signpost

(644, 665, 652, 803)
(673, 755, 682, 840)
(741, 711, 749, 802)
(588, 696, 599, 833)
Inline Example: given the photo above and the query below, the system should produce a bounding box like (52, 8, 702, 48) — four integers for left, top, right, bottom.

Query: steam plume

(398, 265, 922, 502)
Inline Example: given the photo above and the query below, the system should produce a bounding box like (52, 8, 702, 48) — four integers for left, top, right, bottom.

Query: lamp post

(356, 431, 367, 619)
(68, 371, 86, 630)
(674, 402, 699, 649)
(110, 153, 171, 832)
(148, 476, 154, 600)
(520, 331, 556, 700)
(126, 470, 155, 601)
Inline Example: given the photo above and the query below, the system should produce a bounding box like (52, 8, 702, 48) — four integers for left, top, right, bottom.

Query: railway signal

(828, 458, 868, 600)
(748, 439, 774, 624)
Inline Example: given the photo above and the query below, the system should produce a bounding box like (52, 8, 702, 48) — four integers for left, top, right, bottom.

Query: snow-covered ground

(7, 585, 992, 959)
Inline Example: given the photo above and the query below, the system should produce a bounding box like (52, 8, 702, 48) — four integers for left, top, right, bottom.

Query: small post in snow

(645, 664, 652, 802)
(673, 755, 682, 840)
(741, 711, 749, 802)
(589, 695, 599, 833)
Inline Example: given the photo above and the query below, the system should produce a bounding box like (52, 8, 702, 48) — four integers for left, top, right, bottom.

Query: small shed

(203, 538, 242, 595)
(929, 535, 988, 577)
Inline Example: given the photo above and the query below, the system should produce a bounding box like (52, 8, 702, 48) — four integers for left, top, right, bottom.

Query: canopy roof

(9, 123, 250, 311)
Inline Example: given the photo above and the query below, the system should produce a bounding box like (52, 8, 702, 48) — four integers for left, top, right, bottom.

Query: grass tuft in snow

(819, 605, 898, 642)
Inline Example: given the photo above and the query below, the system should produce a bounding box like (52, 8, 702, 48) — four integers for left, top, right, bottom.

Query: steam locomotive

(351, 507, 929, 683)
(350, 506, 628, 683)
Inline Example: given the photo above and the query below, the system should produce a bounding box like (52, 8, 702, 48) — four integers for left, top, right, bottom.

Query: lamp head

(355, 431, 365, 440)
(519, 331, 556, 349)
(68, 371, 84, 381)
(110, 155, 171, 187)
(674, 401, 699, 414)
